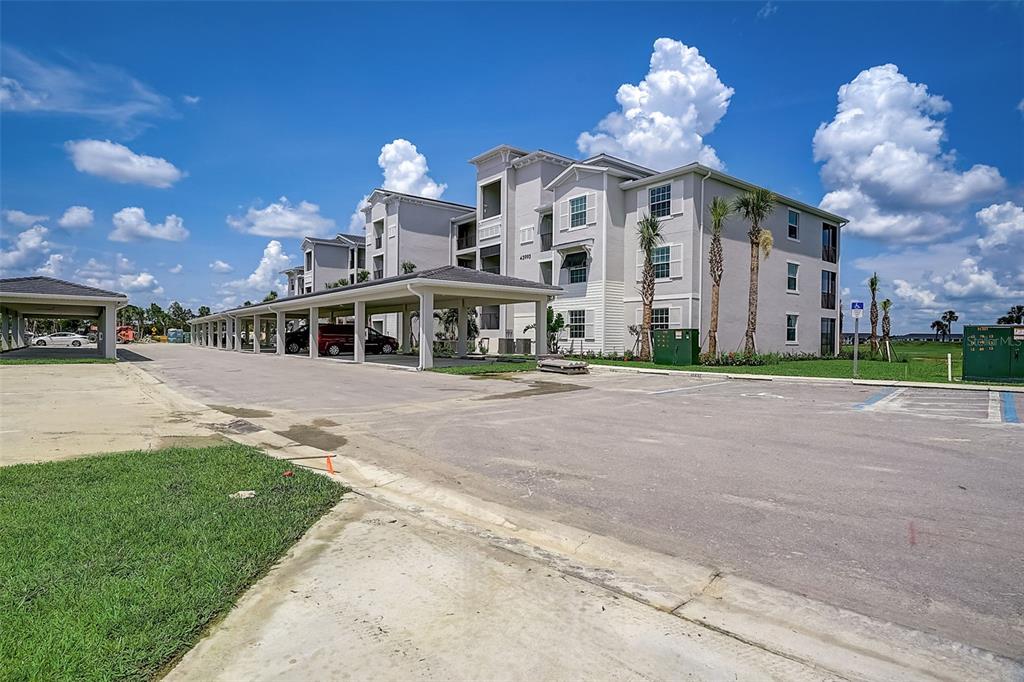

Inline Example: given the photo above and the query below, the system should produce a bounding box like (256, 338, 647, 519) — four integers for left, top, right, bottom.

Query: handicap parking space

(857, 386, 1022, 424)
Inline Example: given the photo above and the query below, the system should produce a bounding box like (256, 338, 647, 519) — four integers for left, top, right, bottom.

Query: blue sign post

(851, 302, 865, 377)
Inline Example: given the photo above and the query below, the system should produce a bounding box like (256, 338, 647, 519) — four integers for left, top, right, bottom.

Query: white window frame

(787, 209, 800, 242)
(651, 245, 671, 280)
(568, 264, 587, 284)
(787, 261, 800, 293)
(568, 309, 586, 339)
(479, 178, 503, 220)
(519, 223, 535, 245)
(786, 313, 799, 345)
(649, 184, 671, 218)
(650, 307, 670, 330)
(569, 195, 588, 229)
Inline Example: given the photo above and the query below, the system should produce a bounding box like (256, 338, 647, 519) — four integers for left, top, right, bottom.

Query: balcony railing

(822, 245, 837, 263)
(373, 269, 384, 280)
(821, 293, 836, 309)
(374, 236, 383, 249)
(457, 235, 476, 250)
(480, 265, 500, 275)
(540, 233, 552, 251)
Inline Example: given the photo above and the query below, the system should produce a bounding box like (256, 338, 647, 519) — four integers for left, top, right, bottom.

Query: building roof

(364, 188, 474, 212)
(467, 144, 532, 165)
(0, 276, 127, 299)
(280, 265, 305, 275)
(302, 234, 362, 248)
(581, 153, 657, 176)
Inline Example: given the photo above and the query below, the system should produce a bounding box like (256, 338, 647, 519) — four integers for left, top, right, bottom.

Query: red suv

(285, 324, 399, 356)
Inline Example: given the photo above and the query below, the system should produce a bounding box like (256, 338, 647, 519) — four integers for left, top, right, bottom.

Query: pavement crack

(572, 534, 592, 555)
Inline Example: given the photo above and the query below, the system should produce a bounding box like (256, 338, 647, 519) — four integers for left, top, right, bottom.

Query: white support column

(276, 311, 286, 356)
(400, 306, 412, 352)
(535, 299, 548, 356)
(309, 307, 319, 358)
(354, 301, 366, 363)
(252, 315, 260, 352)
(456, 299, 468, 356)
(1, 308, 10, 351)
(15, 312, 25, 348)
(233, 317, 242, 351)
(101, 304, 117, 359)
(418, 289, 434, 370)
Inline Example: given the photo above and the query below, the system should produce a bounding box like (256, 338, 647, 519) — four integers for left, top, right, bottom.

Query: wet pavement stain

(208, 404, 274, 418)
(276, 425, 348, 451)
(479, 381, 589, 401)
(311, 417, 338, 427)
(209, 419, 263, 435)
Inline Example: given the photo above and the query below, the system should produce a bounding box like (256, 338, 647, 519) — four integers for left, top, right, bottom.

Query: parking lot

(128, 343, 1023, 658)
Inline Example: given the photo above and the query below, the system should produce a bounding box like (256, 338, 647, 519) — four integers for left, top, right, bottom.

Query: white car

(33, 332, 92, 347)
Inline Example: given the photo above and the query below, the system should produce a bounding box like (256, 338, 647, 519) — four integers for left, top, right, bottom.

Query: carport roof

(0, 276, 127, 300)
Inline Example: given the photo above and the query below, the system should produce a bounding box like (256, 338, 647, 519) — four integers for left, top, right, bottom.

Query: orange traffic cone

(326, 455, 335, 475)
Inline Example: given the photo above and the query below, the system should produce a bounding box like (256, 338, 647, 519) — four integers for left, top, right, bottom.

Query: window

(569, 196, 588, 228)
(304, 251, 312, 270)
(786, 314, 799, 343)
(652, 246, 671, 279)
(787, 262, 799, 292)
(568, 310, 586, 338)
(820, 317, 836, 356)
(480, 305, 500, 330)
(821, 270, 837, 309)
(519, 224, 535, 244)
(649, 184, 671, 218)
(569, 265, 587, 284)
(562, 251, 588, 284)
(481, 180, 502, 219)
(788, 210, 800, 240)
(651, 308, 670, 330)
(822, 223, 838, 263)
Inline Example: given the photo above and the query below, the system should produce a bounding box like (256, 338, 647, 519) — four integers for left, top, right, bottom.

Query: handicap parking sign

(851, 301, 864, 318)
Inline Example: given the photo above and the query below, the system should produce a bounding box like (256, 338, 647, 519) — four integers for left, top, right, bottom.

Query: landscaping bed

(0, 444, 346, 680)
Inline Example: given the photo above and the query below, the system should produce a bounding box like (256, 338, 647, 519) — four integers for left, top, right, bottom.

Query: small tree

(357, 270, 370, 283)
(868, 272, 880, 357)
(636, 213, 664, 361)
(940, 309, 959, 341)
(523, 306, 566, 354)
(997, 305, 1024, 324)
(401, 260, 417, 274)
(930, 319, 946, 341)
(880, 299, 893, 361)
(325, 278, 349, 289)
(243, 301, 252, 307)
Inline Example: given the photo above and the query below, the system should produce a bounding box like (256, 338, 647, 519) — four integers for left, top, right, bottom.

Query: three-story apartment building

(282, 234, 366, 296)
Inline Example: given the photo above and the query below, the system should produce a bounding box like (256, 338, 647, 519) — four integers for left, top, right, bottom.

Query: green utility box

(652, 329, 700, 366)
(963, 325, 1024, 382)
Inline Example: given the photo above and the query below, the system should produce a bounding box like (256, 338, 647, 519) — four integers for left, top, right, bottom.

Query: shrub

(700, 351, 778, 366)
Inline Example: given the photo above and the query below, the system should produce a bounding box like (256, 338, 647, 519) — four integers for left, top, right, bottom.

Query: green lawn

(431, 360, 538, 375)
(0, 357, 117, 365)
(0, 445, 346, 680)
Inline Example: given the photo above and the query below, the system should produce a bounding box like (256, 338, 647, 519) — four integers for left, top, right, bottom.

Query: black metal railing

(821, 293, 836, 309)
(373, 269, 384, 280)
(480, 265, 500, 275)
(540, 233, 552, 251)
(374, 236, 383, 249)
(457, 236, 476, 250)
(822, 245, 837, 263)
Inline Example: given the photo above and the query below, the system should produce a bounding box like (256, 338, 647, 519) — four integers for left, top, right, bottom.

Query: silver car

(33, 332, 92, 347)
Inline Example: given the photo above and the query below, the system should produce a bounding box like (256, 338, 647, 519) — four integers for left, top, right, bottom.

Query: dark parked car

(284, 323, 399, 356)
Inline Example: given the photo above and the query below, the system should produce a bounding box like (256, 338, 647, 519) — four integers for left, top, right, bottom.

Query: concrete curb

(587, 363, 1024, 393)
(124, 362, 1022, 681)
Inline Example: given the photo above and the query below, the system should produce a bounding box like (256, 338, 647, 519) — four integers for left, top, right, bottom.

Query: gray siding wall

(311, 244, 350, 291)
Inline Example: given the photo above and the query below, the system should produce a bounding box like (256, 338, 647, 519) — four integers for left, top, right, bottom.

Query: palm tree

(941, 309, 958, 341)
(868, 272, 880, 357)
(262, 290, 278, 302)
(706, 196, 731, 357)
(880, 298, 893, 361)
(732, 188, 776, 354)
(930, 319, 946, 341)
(636, 213, 664, 361)
(996, 305, 1024, 324)
(401, 260, 417, 274)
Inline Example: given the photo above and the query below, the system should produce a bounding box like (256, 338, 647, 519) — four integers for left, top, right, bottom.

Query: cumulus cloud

(168, 264, 183, 274)
(940, 257, 1021, 300)
(348, 138, 447, 232)
(118, 271, 163, 296)
(57, 205, 94, 229)
(892, 279, 937, 309)
(109, 207, 189, 242)
(0, 45, 173, 132)
(210, 260, 234, 273)
(577, 38, 733, 171)
(66, 139, 185, 188)
(221, 240, 292, 296)
(35, 253, 69, 278)
(814, 64, 1004, 242)
(182, 94, 201, 105)
(975, 201, 1024, 253)
(0, 225, 52, 271)
(227, 197, 335, 238)
(4, 209, 48, 226)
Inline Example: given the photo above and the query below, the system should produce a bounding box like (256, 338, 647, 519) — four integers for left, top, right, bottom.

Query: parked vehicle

(284, 323, 399, 356)
(33, 332, 92, 347)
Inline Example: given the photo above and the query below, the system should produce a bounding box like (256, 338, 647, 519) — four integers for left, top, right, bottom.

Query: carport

(189, 266, 561, 370)
(0, 276, 128, 359)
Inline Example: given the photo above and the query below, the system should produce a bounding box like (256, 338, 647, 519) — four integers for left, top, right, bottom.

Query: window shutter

(635, 308, 642, 325)
(669, 244, 683, 278)
(635, 249, 644, 282)
(558, 200, 569, 231)
(584, 309, 595, 341)
(636, 188, 648, 215)
(586, 192, 597, 225)
(670, 178, 685, 215)
(669, 307, 683, 328)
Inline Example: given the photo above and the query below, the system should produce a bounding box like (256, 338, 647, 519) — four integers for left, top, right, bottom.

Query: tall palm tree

(732, 188, 776, 354)
(880, 298, 893, 362)
(636, 213, 664, 361)
(868, 272, 880, 357)
(997, 305, 1024, 324)
(941, 309, 959, 341)
(930, 319, 946, 341)
(706, 196, 731, 357)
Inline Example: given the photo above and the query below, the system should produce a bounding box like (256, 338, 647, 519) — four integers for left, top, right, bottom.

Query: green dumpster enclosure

(652, 329, 700, 366)
(962, 325, 1024, 382)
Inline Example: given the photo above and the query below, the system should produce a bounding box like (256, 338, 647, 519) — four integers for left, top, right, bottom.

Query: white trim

(786, 260, 800, 294)
(786, 312, 799, 345)
(566, 192, 590, 231)
(478, 175, 504, 221)
(519, 223, 535, 245)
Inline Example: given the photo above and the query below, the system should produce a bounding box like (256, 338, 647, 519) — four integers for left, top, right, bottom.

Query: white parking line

(650, 380, 731, 395)
(988, 391, 1001, 422)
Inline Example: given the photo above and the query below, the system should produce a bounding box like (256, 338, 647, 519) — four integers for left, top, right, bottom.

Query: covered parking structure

(189, 266, 561, 370)
(0, 276, 128, 359)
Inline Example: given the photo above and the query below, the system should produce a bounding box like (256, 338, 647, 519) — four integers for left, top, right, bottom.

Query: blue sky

(2, 1, 1021, 331)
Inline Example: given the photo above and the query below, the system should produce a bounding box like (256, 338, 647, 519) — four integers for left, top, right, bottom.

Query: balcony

(822, 245, 837, 263)
(373, 269, 384, 280)
(540, 232, 552, 251)
(457, 235, 476, 251)
(374, 236, 383, 250)
(821, 293, 836, 309)
(477, 215, 501, 241)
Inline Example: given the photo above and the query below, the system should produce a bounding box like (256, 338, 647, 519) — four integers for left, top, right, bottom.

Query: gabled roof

(467, 144, 531, 165)
(362, 188, 474, 212)
(301, 234, 362, 249)
(0, 276, 127, 299)
(581, 153, 657, 177)
(280, 265, 305, 275)
(544, 163, 643, 191)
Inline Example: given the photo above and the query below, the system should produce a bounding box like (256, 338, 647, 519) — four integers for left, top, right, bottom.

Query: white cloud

(1018, 98, 1024, 115)
(118, 271, 163, 296)
(57, 205, 94, 229)
(975, 202, 1024, 253)
(182, 94, 201, 105)
(221, 240, 292, 296)
(0, 225, 51, 270)
(209, 260, 234, 273)
(892, 279, 937, 309)
(348, 138, 447, 232)
(109, 207, 189, 242)
(0, 46, 173, 132)
(577, 38, 733, 171)
(4, 209, 48, 226)
(227, 197, 335, 238)
(168, 264, 183, 274)
(35, 253, 69, 278)
(940, 258, 1020, 300)
(757, 2, 778, 19)
(814, 64, 1004, 242)
(66, 139, 185, 188)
